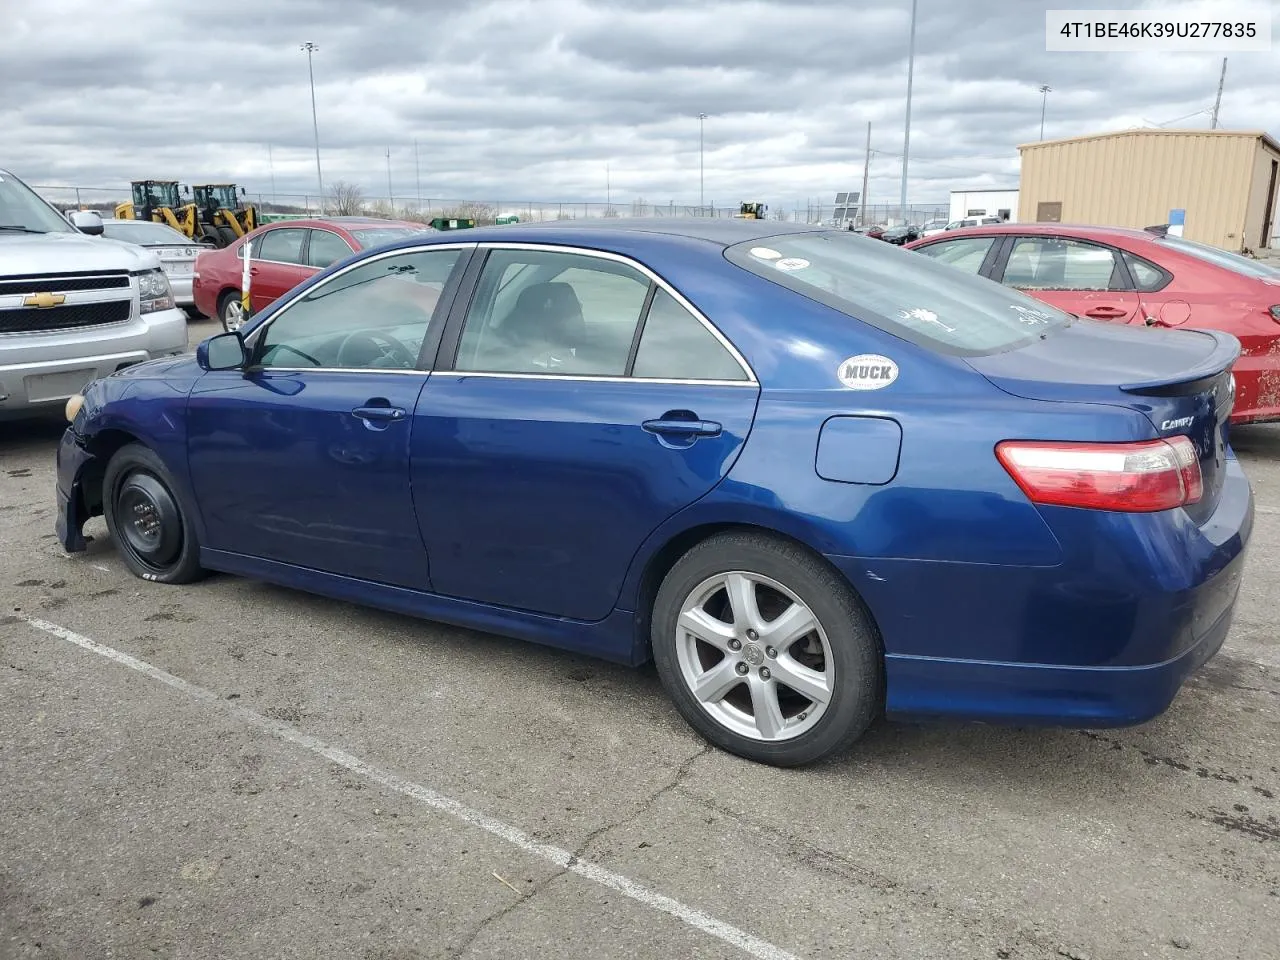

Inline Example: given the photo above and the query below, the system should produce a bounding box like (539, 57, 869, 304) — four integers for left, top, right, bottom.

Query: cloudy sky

(4, 0, 1277, 213)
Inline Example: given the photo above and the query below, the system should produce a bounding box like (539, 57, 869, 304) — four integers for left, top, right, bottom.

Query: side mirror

(240, 186, 247, 196)
(197, 331, 248, 371)
(183, 185, 191, 195)
(69, 210, 104, 235)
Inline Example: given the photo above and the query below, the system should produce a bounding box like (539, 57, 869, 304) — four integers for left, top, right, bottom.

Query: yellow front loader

(192, 183, 258, 247)
(113, 180, 198, 238)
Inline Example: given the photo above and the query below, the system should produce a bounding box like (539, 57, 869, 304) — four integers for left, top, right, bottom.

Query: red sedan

(193, 216, 433, 331)
(906, 224, 1280, 423)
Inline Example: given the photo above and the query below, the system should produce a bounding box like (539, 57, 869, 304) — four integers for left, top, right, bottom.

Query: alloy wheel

(674, 571, 833, 742)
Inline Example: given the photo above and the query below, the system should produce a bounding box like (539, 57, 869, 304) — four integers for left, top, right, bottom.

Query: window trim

(240, 241, 478, 375)
(436, 242, 758, 386)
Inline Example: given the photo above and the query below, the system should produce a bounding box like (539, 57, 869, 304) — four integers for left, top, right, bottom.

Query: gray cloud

(3, 0, 1277, 213)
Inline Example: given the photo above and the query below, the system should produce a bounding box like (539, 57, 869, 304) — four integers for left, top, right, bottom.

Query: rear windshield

(101, 220, 188, 244)
(349, 226, 432, 248)
(724, 231, 1071, 356)
(1157, 235, 1280, 280)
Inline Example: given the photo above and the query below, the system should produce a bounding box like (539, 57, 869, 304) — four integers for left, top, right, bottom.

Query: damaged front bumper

(55, 426, 100, 552)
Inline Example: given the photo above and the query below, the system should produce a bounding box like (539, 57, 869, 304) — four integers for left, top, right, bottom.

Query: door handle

(642, 418, 722, 438)
(351, 405, 406, 422)
(1085, 306, 1127, 319)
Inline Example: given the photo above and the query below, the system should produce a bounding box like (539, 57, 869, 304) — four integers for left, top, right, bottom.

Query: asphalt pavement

(1, 317, 1277, 960)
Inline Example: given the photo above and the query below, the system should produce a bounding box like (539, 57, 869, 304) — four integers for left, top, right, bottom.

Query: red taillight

(996, 436, 1202, 512)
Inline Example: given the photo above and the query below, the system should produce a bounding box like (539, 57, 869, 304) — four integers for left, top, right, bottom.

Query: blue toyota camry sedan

(55, 219, 1253, 766)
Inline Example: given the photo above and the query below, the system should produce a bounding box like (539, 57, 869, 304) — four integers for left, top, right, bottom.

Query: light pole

(698, 112, 708, 214)
(900, 0, 917, 223)
(1039, 84, 1052, 140)
(300, 42, 324, 213)
(385, 147, 393, 208)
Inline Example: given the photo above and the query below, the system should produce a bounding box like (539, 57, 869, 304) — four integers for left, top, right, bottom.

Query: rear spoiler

(1119, 328, 1241, 397)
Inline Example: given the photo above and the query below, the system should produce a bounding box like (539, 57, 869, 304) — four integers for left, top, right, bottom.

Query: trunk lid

(967, 320, 1239, 524)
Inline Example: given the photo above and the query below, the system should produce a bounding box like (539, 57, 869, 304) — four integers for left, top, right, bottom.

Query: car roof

(412, 217, 825, 248)
(921, 222, 1157, 241)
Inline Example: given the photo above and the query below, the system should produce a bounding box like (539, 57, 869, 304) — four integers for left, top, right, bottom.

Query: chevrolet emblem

(23, 292, 66, 308)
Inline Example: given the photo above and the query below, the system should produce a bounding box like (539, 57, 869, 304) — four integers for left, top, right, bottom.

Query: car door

(248, 227, 314, 311)
(187, 244, 470, 588)
(411, 245, 760, 622)
(994, 235, 1142, 322)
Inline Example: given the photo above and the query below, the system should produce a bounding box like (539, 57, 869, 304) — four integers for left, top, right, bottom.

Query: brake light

(996, 436, 1202, 512)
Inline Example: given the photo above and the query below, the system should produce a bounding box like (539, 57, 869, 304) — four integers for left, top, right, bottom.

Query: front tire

(651, 532, 882, 766)
(102, 443, 205, 584)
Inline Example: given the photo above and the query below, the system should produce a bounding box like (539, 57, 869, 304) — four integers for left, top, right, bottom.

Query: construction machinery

(735, 202, 768, 219)
(113, 181, 198, 238)
(192, 184, 257, 247)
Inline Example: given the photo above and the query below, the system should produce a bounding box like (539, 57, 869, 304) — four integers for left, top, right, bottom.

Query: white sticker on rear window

(897, 307, 956, 334)
(775, 257, 810, 271)
(750, 246, 782, 260)
(1010, 304, 1051, 325)
(837, 354, 899, 390)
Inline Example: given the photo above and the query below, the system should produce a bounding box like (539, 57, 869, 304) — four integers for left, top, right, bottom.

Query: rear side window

(725, 231, 1069, 356)
(914, 236, 996, 274)
(1002, 237, 1121, 291)
(1122, 252, 1171, 291)
(632, 289, 748, 381)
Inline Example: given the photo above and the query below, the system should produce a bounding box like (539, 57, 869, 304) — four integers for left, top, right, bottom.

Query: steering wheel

(335, 330, 415, 368)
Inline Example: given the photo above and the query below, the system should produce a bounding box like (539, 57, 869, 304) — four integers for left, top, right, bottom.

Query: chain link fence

(32, 183, 948, 228)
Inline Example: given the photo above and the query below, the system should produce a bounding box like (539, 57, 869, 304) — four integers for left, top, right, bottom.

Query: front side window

(256, 228, 307, 265)
(255, 248, 461, 370)
(1002, 237, 1121, 291)
(725, 231, 1070, 356)
(632, 289, 748, 381)
(307, 229, 354, 268)
(914, 236, 996, 274)
(455, 249, 650, 375)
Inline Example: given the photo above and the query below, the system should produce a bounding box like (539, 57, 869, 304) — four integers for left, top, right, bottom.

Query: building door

(1036, 201, 1063, 223)
(1261, 159, 1278, 249)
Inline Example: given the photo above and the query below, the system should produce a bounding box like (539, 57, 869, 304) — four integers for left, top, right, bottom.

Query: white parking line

(19, 616, 803, 960)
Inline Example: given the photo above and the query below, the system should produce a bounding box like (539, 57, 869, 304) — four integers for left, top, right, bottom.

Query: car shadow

(0, 414, 66, 456)
(1229, 422, 1280, 457)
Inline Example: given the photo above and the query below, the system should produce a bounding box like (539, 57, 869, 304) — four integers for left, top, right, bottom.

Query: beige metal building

(1017, 129, 1280, 253)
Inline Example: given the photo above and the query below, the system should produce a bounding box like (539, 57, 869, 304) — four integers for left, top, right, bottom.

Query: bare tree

(439, 201, 495, 225)
(327, 180, 365, 216)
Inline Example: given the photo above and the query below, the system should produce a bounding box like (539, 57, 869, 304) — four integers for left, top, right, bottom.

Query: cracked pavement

(1, 318, 1279, 959)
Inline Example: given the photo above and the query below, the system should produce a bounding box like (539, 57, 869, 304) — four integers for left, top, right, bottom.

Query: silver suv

(0, 167, 187, 419)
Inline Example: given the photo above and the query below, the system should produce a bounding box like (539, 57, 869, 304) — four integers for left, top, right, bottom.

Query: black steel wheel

(103, 443, 205, 584)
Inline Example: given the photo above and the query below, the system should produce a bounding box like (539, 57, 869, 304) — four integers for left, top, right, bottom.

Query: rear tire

(218, 290, 247, 333)
(651, 531, 882, 767)
(102, 443, 205, 585)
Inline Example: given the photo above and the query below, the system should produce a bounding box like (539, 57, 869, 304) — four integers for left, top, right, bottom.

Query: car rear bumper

(827, 456, 1253, 727)
(167, 274, 194, 307)
(0, 308, 188, 417)
(880, 595, 1235, 726)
